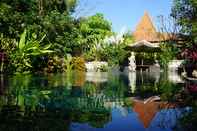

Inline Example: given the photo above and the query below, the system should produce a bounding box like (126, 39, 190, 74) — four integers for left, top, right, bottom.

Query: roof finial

(133, 11, 158, 42)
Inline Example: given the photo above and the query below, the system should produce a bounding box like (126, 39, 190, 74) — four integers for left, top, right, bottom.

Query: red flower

(190, 51, 197, 61)
(187, 84, 197, 92)
(182, 48, 197, 61)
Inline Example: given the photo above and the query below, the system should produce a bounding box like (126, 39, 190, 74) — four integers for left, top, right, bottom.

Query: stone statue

(128, 52, 136, 72)
(128, 72, 136, 93)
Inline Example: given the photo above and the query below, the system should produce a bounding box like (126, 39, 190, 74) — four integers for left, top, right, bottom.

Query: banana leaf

(18, 29, 27, 49)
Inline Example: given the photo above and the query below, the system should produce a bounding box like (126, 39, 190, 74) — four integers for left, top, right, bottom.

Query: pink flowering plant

(181, 45, 197, 77)
(181, 45, 197, 70)
(187, 84, 197, 93)
(181, 47, 197, 62)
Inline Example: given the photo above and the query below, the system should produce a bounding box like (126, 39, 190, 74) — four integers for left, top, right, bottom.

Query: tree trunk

(38, 0, 44, 16)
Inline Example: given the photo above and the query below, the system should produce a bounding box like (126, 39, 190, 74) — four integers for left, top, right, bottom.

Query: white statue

(128, 72, 136, 93)
(128, 52, 136, 72)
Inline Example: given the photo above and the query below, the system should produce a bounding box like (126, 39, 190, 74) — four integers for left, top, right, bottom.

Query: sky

(75, 0, 173, 33)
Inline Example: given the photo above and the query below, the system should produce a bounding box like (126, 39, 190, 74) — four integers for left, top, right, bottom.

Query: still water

(0, 71, 196, 131)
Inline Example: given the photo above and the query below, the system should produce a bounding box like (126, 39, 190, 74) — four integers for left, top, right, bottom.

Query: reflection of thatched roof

(133, 99, 178, 128)
(133, 100, 159, 128)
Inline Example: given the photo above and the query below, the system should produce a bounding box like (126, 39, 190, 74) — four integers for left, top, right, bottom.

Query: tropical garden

(0, 0, 197, 131)
(0, 0, 196, 76)
(0, 0, 134, 74)
(171, 0, 197, 78)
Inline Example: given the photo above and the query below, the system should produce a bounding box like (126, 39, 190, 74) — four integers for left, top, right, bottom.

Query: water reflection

(0, 71, 195, 131)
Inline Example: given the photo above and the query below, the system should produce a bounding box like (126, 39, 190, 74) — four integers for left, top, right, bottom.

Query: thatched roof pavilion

(126, 40, 161, 52)
(126, 12, 184, 71)
(126, 12, 164, 71)
(126, 12, 169, 52)
(132, 11, 175, 44)
(133, 12, 159, 42)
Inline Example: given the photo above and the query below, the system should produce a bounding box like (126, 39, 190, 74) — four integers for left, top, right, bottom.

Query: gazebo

(126, 12, 164, 72)
(126, 40, 161, 72)
(127, 40, 160, 52)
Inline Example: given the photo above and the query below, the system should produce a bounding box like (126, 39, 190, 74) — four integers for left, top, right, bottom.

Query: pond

(0, 71, 196, 131)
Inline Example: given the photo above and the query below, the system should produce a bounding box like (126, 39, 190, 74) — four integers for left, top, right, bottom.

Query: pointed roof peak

(144, 11, 150, 16)
(143, 11, 152, 20)
(138, 11, 155, 29)
(133, 12, 158, 42)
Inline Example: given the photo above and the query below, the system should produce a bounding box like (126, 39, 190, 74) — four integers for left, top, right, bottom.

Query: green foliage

(102, 43, 129, 66)
(80, 13, 112, 53)
(0, 0, 79, 56)
(123, 31, 135, 45)
(90, 31, 134, 66)
(123, 98, 134, 107)
(46, 56, 65, 73)
(158, 42, 179, 70)
(41, 10, 81, 55)
(84, 31, 134, 66)
(104, 73, 127, 98)
(0, 34, 17, 73)
(135, 53, 155, 65)
(38, 0, 78, 14)
(171, 0, 197, 76)
(11, 29, 53, 73)
(83, 83, 97, 95)
(0, 0, 36, 38)
(65, 54, 73, 72)
(0, 34, 16, 54)
(159, 81, 181, 101)
(171, 0, 197, 44)
(97, 65, 108, 72)
(0, 0, 117, 73)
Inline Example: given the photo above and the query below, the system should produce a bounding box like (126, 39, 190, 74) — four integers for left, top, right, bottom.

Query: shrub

(0, 34, 17, 73)
(97, 64, 108, 72)
(46, 56, 65, 73)
(158, 43, 179, 70)
(71, 57, 85, 71)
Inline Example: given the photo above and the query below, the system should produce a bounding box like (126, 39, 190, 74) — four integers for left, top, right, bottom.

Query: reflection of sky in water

(70, 107, 189, 131)
(148, 107, 191, 131)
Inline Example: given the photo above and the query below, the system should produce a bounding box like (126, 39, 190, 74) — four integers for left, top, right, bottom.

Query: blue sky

(76, 0, 173, 33)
